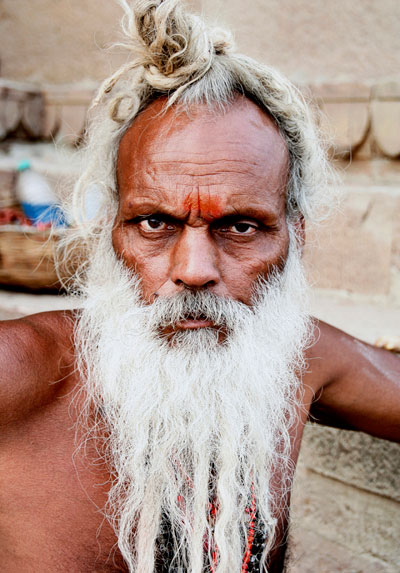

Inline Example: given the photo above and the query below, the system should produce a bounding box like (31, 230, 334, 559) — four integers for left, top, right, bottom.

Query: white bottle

(16, 160, 65, 226)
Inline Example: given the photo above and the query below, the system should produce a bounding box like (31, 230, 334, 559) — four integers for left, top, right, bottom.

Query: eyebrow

(120, 201, 281, 225)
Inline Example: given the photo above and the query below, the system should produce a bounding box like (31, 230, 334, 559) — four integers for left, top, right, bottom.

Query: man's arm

(0, 311, 74, 426)
(306, 320, 400, 442)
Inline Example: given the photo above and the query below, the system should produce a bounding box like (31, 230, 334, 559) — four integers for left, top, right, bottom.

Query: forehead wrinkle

(119, 136, 289, 198)
(119, 168, 287, 208)
(121, 183, 285, 221)
(141, 147, 287, 171)
(140, 142, 289, 182)
(126, 182, 285, 203)
(144, 158, 263, 169)
(143, 143, 273, 161)
(122, 162, 287, 207)
(137, 160, 287, 186)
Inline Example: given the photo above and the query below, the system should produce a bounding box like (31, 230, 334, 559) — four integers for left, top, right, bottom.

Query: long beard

(74, 230, 311, 573)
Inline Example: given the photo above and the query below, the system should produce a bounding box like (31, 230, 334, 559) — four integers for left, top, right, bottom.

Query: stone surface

(310, 83, 371, 158)
(371, 81, 400, 158)
(370, 159, 400, 186)
(310, 83, 371, 101)
(0, 81, 95, 142)
(21, 93, 44, 138)
(0, 289, 74, 320)
(300, 425, 400, 502)
(42, 101, 60, 138)
(0, 97, 20, 134)
(43, 85, 96, 106)
(0, 80, 46, 140)
(288, 527, 398, 573)
(42, 84, 95, 140)
(304, 189, 397, 297)
(309, 289, 400, 343)
(337, 158, 400, 187)
(321, 101, 370, 157)
(2, 0, 400, 84)
(291, 462, 400, 567)
(371, 100, 400, 158)
(372, 80, 400, 100)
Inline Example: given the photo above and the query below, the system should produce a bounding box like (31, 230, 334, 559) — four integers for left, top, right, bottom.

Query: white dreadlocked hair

(61, 0, 334, 283)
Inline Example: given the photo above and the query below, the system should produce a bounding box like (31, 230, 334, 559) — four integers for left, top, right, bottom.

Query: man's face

(113, 96, 291, 327)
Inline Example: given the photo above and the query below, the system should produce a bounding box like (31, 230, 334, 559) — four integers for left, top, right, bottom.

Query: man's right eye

(137, 217, 173, 232)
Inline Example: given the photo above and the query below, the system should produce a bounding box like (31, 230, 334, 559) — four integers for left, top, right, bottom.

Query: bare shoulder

(305, 318, 400, 441)
(0, 310, 77, 425)
(304, 319, 349, 392)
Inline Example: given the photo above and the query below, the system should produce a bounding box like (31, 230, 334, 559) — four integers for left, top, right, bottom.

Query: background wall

(1, 0, 399, 84)
(0, 1, 399, 571)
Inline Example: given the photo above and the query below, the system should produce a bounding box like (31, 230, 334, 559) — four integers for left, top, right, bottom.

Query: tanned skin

(0, 97, 399, 572)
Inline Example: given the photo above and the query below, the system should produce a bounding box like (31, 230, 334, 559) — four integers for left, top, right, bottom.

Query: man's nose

(170, 228, 220, 289)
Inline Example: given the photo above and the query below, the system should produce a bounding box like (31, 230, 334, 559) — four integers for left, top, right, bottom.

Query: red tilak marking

(201, 195, 223, 219)
(183, 193, 223, 220)
(182, 194, 193, 213)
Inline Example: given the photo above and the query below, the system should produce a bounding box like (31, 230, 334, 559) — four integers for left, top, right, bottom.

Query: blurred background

(0, 1, 399, 571)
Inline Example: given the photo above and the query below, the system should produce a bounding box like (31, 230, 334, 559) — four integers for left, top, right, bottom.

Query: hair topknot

(106, 0, 234, 94)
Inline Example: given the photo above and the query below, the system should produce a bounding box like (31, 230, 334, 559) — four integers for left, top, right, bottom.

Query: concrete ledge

(290, 425, 400, 570)
(300, 425, 400, 502)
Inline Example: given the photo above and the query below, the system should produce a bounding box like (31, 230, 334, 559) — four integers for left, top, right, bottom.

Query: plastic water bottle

(16, 160, 66, 227)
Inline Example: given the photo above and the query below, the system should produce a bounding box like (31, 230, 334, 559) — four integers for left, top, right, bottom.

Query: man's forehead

(116, 95, 289, 195)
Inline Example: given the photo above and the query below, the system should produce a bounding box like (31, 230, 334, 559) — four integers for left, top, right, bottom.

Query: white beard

(74, 229, 311, 573)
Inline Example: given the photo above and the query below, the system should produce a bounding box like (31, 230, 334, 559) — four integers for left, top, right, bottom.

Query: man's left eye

(221, 222, 258, 235)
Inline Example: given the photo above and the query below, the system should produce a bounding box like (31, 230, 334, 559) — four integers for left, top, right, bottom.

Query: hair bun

(119, 0, 233, 90)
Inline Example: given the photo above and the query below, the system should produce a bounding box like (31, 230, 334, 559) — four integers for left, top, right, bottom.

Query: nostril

(180, 279, 216, 290)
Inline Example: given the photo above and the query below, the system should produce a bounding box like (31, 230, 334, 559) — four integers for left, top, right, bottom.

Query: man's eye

(220, 221, 258, 235)
(138, 217, 172, 231)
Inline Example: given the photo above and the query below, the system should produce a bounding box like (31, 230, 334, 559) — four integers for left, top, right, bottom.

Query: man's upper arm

(307, 320, 400, 442)
(0, 312, 73, 426)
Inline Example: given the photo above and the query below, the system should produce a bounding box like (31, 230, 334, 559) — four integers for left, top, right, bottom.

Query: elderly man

(0, 1, 399, 572)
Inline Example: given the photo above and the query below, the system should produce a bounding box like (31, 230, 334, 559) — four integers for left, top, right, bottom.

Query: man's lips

(174, 318, 215, 329)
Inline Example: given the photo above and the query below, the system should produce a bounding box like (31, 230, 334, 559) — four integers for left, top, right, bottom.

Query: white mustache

(146, 271, 284, 334)
(147, 289, 252, 332)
